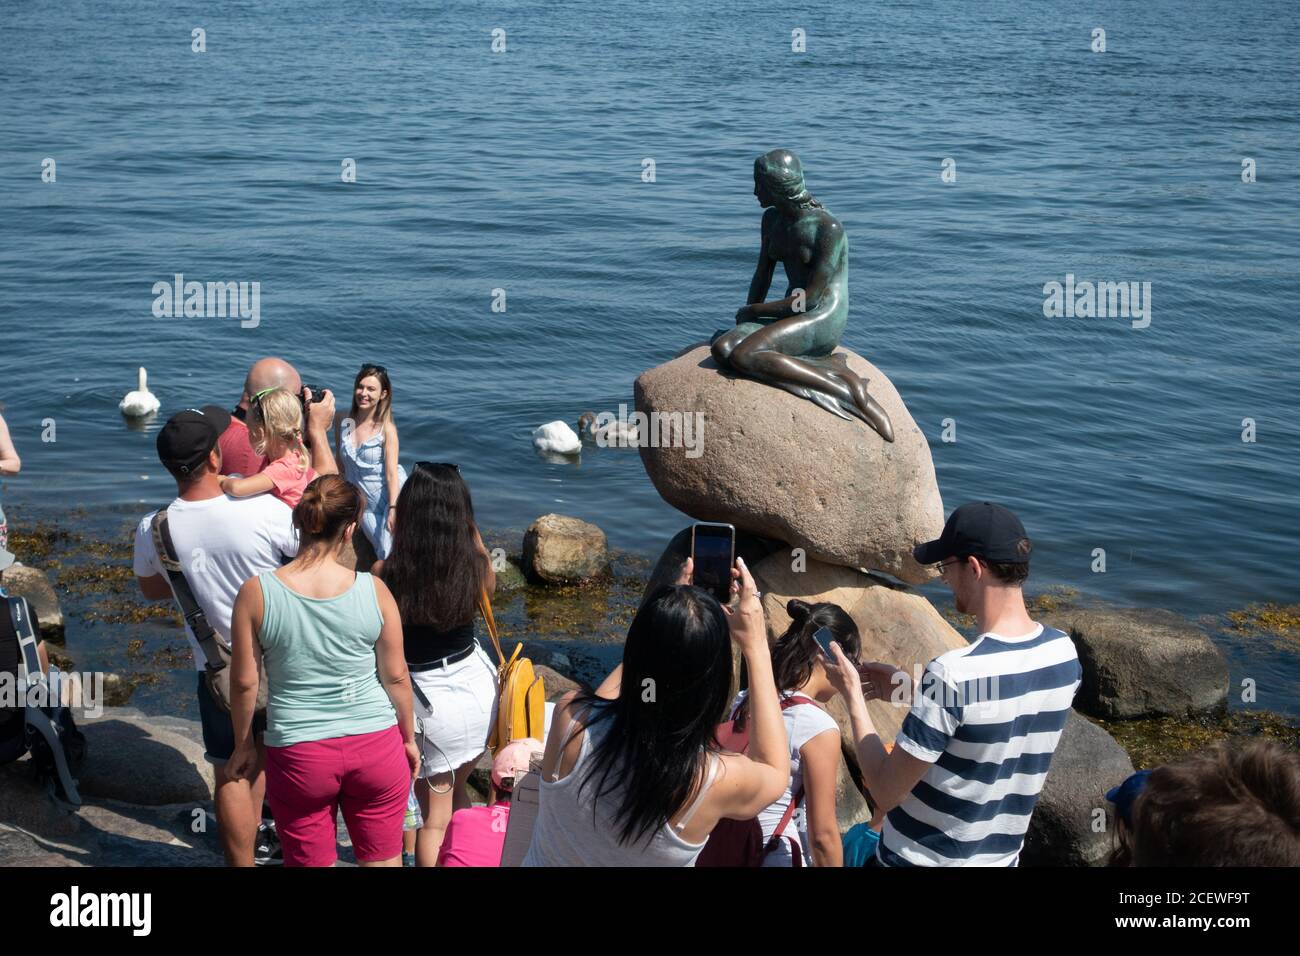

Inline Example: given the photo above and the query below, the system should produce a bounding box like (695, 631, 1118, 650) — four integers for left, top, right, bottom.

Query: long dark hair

(735, 599, 860, 732)
(576, 584, 734, 847)
(381, 463, 487, 631)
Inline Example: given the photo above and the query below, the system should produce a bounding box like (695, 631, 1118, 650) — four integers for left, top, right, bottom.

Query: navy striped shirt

(879, 624, 1081, 866)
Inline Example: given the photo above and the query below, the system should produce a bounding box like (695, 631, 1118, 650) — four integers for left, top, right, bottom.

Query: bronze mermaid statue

(710, 149, 894, 442)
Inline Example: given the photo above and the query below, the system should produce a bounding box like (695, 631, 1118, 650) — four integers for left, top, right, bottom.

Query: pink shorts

(265, 724, 409, 867)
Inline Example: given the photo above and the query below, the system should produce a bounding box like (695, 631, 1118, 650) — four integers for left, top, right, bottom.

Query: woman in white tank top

(522, 555, 790, 867)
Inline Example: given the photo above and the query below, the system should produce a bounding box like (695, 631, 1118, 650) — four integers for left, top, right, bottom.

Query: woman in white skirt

(374, 462, 498, 866)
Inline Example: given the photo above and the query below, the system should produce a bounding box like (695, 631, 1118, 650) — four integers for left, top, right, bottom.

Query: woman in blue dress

(337, 365, 407, 559)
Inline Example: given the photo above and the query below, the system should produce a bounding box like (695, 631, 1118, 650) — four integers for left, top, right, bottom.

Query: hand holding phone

(812, 626, 838, 666)
(722, 556, 766, 650)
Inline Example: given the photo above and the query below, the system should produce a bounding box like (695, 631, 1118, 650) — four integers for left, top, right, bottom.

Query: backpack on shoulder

(480, 588, 545, 751)
(0, 593, 86, 808)
(150, 509, 267, 715)
(696, 694, 815, 868)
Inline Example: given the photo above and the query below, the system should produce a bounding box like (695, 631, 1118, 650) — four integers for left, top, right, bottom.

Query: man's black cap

(913, 501, 1032, 566)
(156, 405, 230, 477)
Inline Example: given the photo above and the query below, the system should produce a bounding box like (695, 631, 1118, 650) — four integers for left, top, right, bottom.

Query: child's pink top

(263, 454, 316, 510)
(436, 804, 511, 867)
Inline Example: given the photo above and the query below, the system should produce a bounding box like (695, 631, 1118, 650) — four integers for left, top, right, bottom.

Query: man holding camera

(218, 356, 339, 477)
(827, 502, 1081, 866)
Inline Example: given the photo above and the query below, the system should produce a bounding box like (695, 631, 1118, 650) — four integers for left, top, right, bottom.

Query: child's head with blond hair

(249, 387, 311, 472)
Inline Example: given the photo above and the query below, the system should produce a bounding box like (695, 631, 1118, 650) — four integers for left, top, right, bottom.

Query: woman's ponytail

(293, 474, 361, 550)
(786, 598, 813, 627)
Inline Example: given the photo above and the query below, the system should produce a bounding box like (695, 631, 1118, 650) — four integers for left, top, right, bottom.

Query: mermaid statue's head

(753, 149, 821, 213)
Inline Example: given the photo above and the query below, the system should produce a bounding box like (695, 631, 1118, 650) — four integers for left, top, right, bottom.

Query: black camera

(300, 383, 326, 406)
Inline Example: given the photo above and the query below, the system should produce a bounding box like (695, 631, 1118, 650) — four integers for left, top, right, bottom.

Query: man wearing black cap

(132, 406, 298, 866)
(826, 501, 1081, 866)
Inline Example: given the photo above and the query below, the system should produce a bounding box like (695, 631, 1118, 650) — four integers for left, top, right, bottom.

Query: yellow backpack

(479, 589, 545, 751)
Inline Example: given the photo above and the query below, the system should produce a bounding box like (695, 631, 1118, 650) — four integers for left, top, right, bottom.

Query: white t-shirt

(133, 492, 298, 670)
(731, 690, 839, 867)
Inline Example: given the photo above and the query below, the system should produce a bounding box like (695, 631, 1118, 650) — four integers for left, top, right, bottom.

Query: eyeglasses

(934, 559, 961, 575)
(416, 461, 460, 473)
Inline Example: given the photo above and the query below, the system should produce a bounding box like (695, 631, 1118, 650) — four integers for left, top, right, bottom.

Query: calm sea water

(1, 2, 1297, 708)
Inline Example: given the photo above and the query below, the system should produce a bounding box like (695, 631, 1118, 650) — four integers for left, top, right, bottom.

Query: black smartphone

(691, 522, 735, 604)
(813, 625, 838, 665)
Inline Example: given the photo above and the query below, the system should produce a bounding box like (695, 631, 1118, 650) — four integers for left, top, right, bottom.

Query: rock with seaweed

(523, 514, 609, 585)
(1048, 607, 1229, 719)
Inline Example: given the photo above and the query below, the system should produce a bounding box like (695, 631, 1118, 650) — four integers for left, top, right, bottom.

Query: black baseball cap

(913, 501, 1032, 566)
(156, 405, 230, 478)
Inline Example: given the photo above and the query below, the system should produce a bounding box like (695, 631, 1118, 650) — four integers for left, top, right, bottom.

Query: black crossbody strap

(149, 509, 228, 673)
(9, 596, 44, 688)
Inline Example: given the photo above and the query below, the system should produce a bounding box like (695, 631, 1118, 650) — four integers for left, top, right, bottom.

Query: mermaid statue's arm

(744, 216, 840, 322)
(738, 208, 778, 320)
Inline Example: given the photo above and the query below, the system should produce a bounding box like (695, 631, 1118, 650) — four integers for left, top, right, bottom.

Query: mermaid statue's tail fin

(739, 361, 894, 439)
(803, 387, 855, 421)
(769, 378, 855, 422)
(784, 379, 894, 440)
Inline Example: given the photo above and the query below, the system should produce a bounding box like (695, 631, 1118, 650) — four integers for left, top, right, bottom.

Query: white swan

(578, 410, 639, 446)
(119, 367, 160, 418)
(533, 420, 581, 455)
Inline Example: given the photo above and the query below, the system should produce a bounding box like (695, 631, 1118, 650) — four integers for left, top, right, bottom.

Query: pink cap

(492, 738, 545, 790)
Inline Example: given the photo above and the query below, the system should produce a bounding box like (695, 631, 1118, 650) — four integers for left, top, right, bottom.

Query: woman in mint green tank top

(226, 475, 419, 867)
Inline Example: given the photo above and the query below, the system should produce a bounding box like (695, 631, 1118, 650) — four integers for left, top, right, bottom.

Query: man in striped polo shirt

(828, 501, 1081, 866)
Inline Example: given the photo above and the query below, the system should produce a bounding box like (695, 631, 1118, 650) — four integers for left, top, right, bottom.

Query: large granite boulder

(635, 345, 943, 585)
(522, 514, 608, 584)
(76, 714, 214, 805)
(750, 550, 968, 744)
(1021, 711, 1135, 866)
(3, 563, 64, 640)
(1047, 607, 1229, 719)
